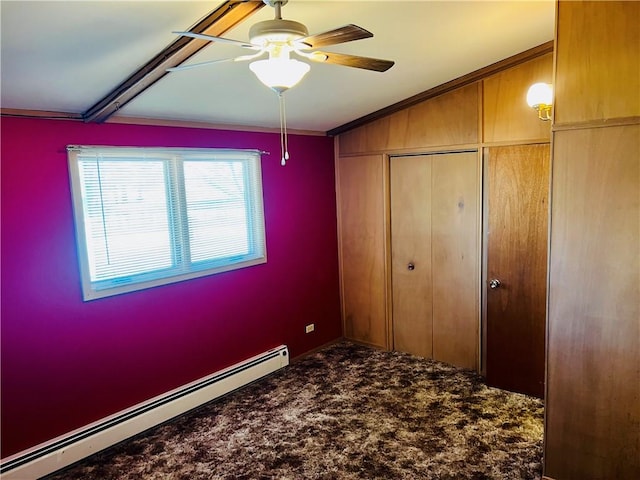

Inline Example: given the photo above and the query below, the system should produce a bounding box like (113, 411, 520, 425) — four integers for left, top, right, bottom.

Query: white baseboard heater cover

(0, 345, 289, 480)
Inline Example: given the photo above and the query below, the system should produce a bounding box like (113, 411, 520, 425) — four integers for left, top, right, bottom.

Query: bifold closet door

(431, 152, 479, 370)
(391, 152, 479, 369)
(391, 155, 433, 358)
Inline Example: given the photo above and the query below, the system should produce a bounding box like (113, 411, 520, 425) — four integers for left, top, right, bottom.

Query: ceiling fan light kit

(170, 0, 394, 165)
(249, 57, 310, 93)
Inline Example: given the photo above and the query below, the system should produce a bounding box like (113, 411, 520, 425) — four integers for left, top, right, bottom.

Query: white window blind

(67, 147, 266, 301)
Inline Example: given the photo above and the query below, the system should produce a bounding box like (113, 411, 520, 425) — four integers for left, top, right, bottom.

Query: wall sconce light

(526, 83, 553, 121)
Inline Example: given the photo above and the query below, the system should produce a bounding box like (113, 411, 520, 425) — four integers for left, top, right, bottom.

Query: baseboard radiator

(0, 345, 289, 480)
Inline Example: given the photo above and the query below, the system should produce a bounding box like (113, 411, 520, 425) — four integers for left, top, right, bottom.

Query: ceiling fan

(168, 0, 395, 93)
(168, 0, 394, 166)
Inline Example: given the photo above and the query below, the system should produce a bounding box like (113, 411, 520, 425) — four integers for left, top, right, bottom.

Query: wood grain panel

(554, 1, 640, 125)
(336, 155, 388, 348)
(431, 152, 479, 370)
(545, 125, 640, 478)
(338, 85, 479, 155)
(388, 84, 479, 151)
(390, 155, 433, 358)
(483, 54, 553, 143)
(337, 117, 391, 156)
(329, 42, 553, 137)
(486, 144, 549, 398)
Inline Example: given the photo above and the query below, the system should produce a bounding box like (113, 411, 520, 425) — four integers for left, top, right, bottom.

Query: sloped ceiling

(0, 0, 555, 133)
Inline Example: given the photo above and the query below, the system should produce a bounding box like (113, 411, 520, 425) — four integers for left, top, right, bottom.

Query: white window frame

(67, 146, 266, 301)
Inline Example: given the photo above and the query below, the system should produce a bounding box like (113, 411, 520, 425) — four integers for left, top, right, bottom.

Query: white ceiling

(1, 0, 555, 133)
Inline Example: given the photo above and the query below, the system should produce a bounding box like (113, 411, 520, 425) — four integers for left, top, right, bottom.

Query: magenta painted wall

(0, 117, 342, 458)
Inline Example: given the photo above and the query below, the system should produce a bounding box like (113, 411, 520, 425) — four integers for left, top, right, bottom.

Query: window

(67, 146, 266, 300)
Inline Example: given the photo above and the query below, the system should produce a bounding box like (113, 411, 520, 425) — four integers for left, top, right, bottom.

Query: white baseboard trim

(0, 345, 289, 480)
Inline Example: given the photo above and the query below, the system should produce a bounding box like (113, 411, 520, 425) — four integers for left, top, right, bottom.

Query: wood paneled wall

(338, 51, 555, 157)
(544, 1, 640, 479)
(553, 1, 640, 125)
(546, 125, 639, 478)
(338, 84, 480, 155)
(336, 49, 553, 358)
(336, 154, 389, 349)
(483, 53, 553, 143)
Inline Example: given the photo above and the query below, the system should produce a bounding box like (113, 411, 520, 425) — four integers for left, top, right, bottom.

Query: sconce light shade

(526, 82, 553, 107)
(249, 58, 310, 94)
(526, 82, 553, 121)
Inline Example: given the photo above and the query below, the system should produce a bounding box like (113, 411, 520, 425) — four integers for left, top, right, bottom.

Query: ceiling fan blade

(310, 51, 395, 72)
(167, 58, 235, 72)
(297, 24, 373, 49)
(173, 31, 259, 50)
(167, 51, 266, 72)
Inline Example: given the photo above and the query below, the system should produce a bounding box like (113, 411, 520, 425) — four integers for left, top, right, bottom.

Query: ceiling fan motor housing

(249, 19, 309, 45)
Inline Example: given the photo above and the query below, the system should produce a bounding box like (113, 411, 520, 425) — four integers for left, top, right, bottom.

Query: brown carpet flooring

(44, 341, 544, 479)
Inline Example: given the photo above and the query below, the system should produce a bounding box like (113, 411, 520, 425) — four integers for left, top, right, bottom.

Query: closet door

(431, 152, 479, 370)
(485, 144, 549, 398)
(391, 152, 479, 369)
(391, 155, 433, 358)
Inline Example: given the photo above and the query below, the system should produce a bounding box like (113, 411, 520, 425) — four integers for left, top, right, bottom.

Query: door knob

(489, 279, 501, 289)
(407, 263, 415, 271)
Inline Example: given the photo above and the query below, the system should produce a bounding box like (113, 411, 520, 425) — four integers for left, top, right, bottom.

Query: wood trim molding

(0, 109, 326, 136)
(382, 153, 392, 351)
(337, 143, 480, 158)
(82, 0, 265, 124)
(327, 41, 554, 136)
(106, 115, 326, 136)
(481, 138, 552, 148)
(552, 116, 640, 132)
(1, 108, 83, 121)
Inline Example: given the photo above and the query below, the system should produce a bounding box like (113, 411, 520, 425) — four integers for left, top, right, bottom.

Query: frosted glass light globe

(526, 83, 553, 107)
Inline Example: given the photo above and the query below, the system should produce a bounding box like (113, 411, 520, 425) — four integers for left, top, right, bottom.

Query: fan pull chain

(278, 93, 290, 166)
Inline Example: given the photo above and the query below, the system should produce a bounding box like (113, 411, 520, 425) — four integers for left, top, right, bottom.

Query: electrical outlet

(305, 323, 315, 334)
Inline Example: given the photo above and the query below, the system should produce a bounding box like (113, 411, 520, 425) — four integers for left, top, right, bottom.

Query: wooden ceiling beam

(82, 0, 265, 123)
